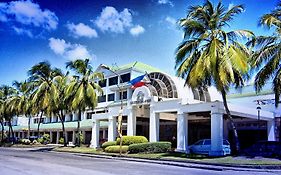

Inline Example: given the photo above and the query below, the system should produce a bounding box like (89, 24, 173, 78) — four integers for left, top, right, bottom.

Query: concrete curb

(52, 150, 281, 172)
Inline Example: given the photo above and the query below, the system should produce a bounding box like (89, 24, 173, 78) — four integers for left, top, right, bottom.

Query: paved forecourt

(0, 148, 279, 175)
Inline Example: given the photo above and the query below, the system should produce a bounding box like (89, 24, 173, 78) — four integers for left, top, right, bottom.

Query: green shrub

(101, 141, 117, 150)
(116, 136, 148, 146)
(42, 134, 50, 144)
(105, 145, 129, 153)
(32, 140, 39, 145)
(59, 137, 64, 144)
(37, 137, 44, 144)
(20, 139, 31, 145)
(128, 142, 172, 153)
(75, 132, 84, 144)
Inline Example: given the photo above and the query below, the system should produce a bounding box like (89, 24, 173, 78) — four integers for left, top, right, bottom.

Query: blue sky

(0, 0, 278, 85)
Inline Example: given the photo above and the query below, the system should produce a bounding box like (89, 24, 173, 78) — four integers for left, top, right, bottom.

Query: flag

(129, 74, 150, 89)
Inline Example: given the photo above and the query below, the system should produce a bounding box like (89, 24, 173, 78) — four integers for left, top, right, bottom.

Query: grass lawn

(54, 147, 281, 165)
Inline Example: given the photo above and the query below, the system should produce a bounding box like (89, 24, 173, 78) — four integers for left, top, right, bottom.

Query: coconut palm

(0, 89, 5, 143)
(247, 3, 281, 107)
(65, 59, 103, 146)
(28, 61, 62, 137)
(175, 0, 254, 154)
(246, 3, 281, 141)
(10, 81, 33, 139)
(51, 73, 72, 146)
(0, 85, 18, 143)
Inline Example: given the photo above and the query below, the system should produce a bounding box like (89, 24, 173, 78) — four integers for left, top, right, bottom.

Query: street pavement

(0, 148, 280, 175)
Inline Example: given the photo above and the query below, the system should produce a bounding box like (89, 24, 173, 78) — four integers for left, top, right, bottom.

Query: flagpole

(100, 64, 124, 155)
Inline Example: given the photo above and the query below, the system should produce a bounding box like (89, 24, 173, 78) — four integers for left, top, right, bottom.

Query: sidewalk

(51, 150, 281, 173)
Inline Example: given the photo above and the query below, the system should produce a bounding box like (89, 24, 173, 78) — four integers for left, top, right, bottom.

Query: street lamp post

(100, 64, 125, 155)
(257, 106, 261, 142)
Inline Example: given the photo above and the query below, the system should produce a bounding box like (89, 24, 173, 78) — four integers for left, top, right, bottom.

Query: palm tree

(0, 85, 18, 143)
(0, 89, 5, 143)
(28, 61, 62, 137)
(175, 0, 254, 154)
(65, 59, 103, 146)
(247, 2, 281, 141)
(52, 73, 71, 146)
(10, 81, 33, 139)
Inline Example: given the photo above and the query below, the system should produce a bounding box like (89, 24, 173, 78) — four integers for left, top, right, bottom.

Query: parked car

(188, 139, 231, 155)
(242, 141, 281, 158)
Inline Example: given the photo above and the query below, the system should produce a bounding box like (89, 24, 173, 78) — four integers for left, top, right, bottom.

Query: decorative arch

(148, 72, 178, 98)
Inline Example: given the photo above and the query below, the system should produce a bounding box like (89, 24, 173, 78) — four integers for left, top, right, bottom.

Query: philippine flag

(129, 74, 150, 89)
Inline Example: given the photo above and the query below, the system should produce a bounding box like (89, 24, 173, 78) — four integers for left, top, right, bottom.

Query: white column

(127, 106, 136, 136)
(56, 131, 60, 144)
(90, 119, 100, 148)
(50, 131, 53, 143)
(210, 106, 224, 156)
(267, 119, 276, 141)
(149, 111, 159, 142)
(65, 131, 68, 143)
(176, 112, 188, 152)
(108, 117, 117, 141)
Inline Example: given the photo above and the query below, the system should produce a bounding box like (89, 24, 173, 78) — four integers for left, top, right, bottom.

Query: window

(194, 140, 204, 145)
(98, 80, 106, 87)
(86, 113, 92, 119)
(69, 114, 73, 121)
(203, 140, 211, 145)
(109, 76, 118, 86)
(98, 95, 106, 103)
(108, 93, 115, 101)
(120, 73, 130, 83)
(119, 91, 127, 100)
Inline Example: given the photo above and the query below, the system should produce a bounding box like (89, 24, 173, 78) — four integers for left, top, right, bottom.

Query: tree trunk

(27, 115, 31, 140)
(0, 120, 4, 143)
(77, 110, 81, 147)
(221, 89, 240, 155)
(37, 111, 44, 137)
(59, 110, 67, 147)
(8, 120, 14, 144)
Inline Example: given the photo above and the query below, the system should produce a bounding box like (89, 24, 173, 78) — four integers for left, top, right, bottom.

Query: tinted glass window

(98, 80, 106, 87)
(109, 76, 118, 86)
(204, 140, 211, 145)
(108, 93, 115, 101)
(98, 95, 106, 103)
(86, 113, 92, 119)
(120, 73, 130, 83)
(194, 140, 204, 145)
(119, 91, 127, 100)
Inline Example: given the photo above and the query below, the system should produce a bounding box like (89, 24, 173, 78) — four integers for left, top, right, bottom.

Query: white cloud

(12, 26, 33, 37)
(165, 16, 176, 25)
(158, 0, 174, 7)
(228, 3, 234, 10)
(94, 6, 132, 33)
(130, 25, 145, 36)
(0, 0, 58, 36)
(67, 22, 98, 38)
(48, 38, 93, 60)
(49, 38, 70, 55)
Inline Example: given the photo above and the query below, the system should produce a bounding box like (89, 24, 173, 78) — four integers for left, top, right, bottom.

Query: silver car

(188, 139, 231, 155)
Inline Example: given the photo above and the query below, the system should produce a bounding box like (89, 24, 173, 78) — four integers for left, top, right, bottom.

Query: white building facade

(4, 61, 278, 156)
(89, 62, 276, 156)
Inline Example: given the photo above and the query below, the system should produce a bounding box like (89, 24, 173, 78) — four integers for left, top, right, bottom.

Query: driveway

(0, 148, 279, 175)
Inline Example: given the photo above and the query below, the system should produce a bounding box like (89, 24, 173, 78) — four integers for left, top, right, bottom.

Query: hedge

(116, 136, 148, 145)
(105, 145, 129, 153)
(20, 139, 31, 145)
(101, 141, 117, 149)
(128, 142, 172, 153)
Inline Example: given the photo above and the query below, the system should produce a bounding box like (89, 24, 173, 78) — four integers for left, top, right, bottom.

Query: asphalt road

(0, 148, 280, 175)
